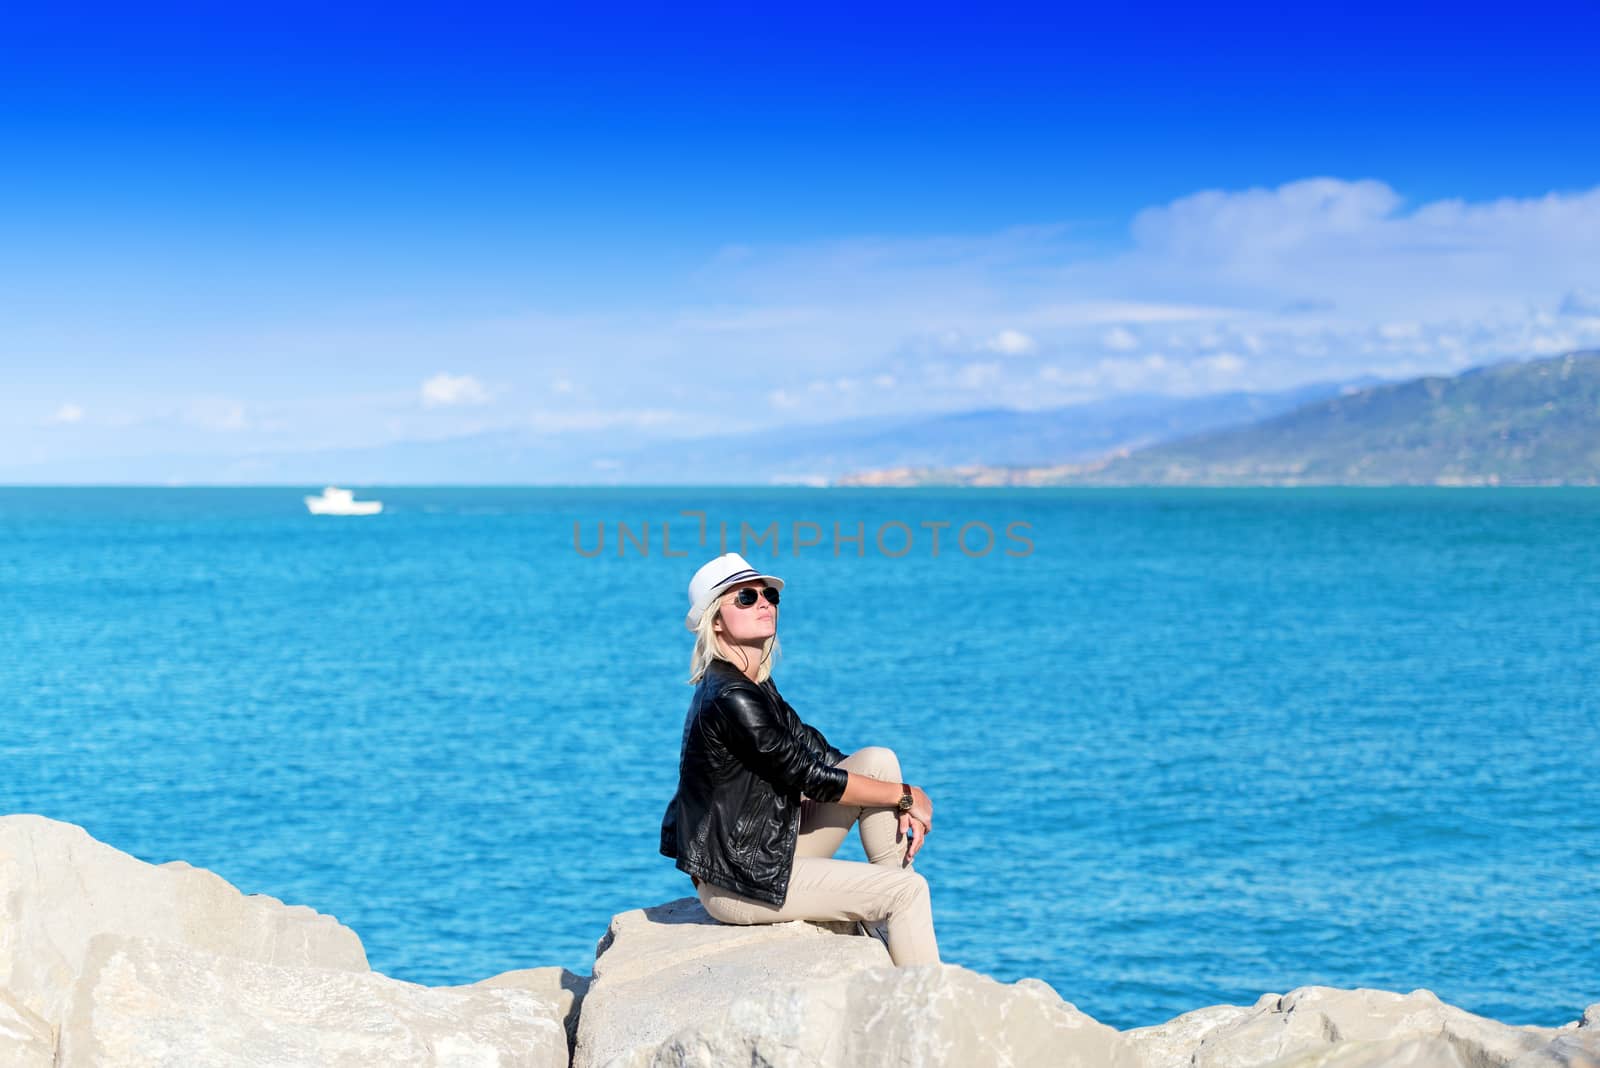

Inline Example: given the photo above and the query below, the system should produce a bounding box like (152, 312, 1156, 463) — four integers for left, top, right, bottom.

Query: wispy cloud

(985, 329, 1037, 355)
(1101, 327, 1138, 352)
(420, 373, 491, 408)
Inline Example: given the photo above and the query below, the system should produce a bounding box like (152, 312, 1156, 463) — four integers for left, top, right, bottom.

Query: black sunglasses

(729, 586, 780, 608)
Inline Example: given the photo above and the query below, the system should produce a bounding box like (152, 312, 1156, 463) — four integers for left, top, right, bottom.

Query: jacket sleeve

(794, 710, 848, 767)
(714, 686, 849, 803)
(769, 685, 848, 767)
(658, 791, 679, 858)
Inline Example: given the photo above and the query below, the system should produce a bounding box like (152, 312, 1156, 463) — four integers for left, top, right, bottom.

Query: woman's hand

(897, 786, 933, 861)
(901, 815, 931, 861)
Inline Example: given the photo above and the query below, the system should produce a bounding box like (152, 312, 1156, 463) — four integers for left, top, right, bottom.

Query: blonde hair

(687, 586, 781, 685)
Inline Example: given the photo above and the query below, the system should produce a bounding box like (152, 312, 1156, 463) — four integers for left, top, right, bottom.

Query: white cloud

(52, 403, 84, 424)
(985, 329, 1037, 355)
(420, 372, 491, 408)
(1528, 332, 1579, 355)
(1132, 178, 1403, 259)
(1200, 353, 1246, 375)
(1101, 326, 1138, 352)
(1124, 178, 1600, 322)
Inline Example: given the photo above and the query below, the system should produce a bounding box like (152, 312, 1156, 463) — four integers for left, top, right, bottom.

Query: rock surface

(450, 966, 590, 1060)
(0, 815, 566, 1066)
(0, 814, 366, 1028)
(56, 934, 567, 1067)
(0, 986, 55, 1068)
(573, 895, 1598, 1068)
(3, 815, 1597, 1067)
(1262, 1034, 1473, 1067)
(572, 896, 891, 1067)
(1509, 1032, 1600, 1068)
(1163, 986, 1560, 1067)
(646, 964, 1121, 1068)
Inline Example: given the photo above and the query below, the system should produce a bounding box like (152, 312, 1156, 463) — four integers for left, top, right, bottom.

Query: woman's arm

(769, 686, 848, 765)
(720, 686, 935, 832)
(716, 688, 850, 802)
(838, 774, 933, 829)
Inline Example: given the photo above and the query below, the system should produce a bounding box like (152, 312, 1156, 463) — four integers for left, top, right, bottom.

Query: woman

(659, 552, 941, 967)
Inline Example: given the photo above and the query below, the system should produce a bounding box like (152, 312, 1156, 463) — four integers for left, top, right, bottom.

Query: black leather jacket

(659, 658, 849, 907)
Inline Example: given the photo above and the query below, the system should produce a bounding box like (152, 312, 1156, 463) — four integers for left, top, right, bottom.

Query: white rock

(572, 896, 1125, 1068)
(651, 964, 1121, 1068)
(573, 896, 890, 1067)
(55, 933, 569, 1068)
(1184, 987, 1557, 1068)
(0, 815, 367, 1029)
(0, 987, 54, 1068)
(1262, 1033, 1471, 1067)
(1510, 1032, 1600, 1068)
(1117, 1000, 1259, 1065)
(449, 965, 590, 1058)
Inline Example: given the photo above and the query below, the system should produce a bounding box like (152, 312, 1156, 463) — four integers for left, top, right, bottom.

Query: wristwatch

(896, 783, 914, 812)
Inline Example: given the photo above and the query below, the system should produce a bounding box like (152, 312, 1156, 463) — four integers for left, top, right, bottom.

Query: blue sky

(4, 3, 1599, 479)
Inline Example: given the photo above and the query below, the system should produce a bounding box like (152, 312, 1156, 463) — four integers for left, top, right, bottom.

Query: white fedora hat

(685, 552, 785, 632)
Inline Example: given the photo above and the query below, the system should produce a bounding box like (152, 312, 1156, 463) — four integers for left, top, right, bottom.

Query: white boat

(304, 486, 383, 516)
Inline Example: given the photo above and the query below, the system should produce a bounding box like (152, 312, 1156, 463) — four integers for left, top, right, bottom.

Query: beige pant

(696, 746, 941, 966)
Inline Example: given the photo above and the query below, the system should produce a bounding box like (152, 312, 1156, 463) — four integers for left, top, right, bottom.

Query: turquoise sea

(1, 486, 1596, 1030)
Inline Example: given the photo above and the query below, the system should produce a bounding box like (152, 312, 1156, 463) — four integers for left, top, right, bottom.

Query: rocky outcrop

(0, 814, 366, 1028)
(638, 961, 1121, 1067)
(3, 814, 1597, 1067)
(55, 934, 566, 1067)
(448, 965, 590, 1059)
(0, 815, 569, 1067)
(575, 897, 1599, 1068)
(572, 897, 891, 1067)
(1118, 986, 1573, 1068)
(0, 987, 55, 1068)
(572, 897, 1117, 1067)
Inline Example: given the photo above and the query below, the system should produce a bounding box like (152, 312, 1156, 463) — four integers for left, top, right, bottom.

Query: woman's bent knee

(847, 746, 901, 780)
(886, 870, 930, 907)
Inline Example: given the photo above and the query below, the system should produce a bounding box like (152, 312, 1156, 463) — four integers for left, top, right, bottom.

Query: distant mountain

(0, 378, 1379, 486)
(589, 377, 1379, 484)
(838, 352, 1600, 486)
